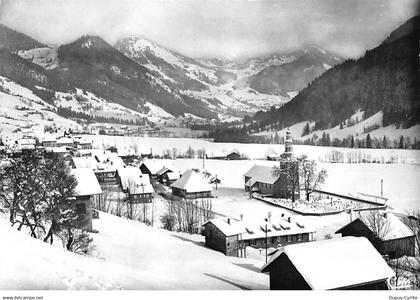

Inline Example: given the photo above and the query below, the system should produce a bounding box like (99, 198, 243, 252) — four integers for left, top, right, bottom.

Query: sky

(0, 0, 417, 60)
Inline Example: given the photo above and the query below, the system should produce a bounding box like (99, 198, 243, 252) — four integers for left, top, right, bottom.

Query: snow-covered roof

(170, 169, 212, 193)
(337, 212, 414, 241)
(71, 156, 98, 169)
(243, 165, 279, 184)
(17, 138, 36, 145)
(205, 216, 315, 239)
(56, 137, 73, 144)
(141, 160, 165, 175)
(45, 146, 68, 153)
(261, 237, 395, 290)
(71, 168, 102, 196)
(118, 166, 154, 194)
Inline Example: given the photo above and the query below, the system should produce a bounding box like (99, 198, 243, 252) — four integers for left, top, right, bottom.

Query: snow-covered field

(88, 135, 420, 163)
(0, 211, 268, 289)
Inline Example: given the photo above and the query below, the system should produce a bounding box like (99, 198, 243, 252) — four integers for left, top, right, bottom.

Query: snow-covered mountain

(0, 23, 342, 127)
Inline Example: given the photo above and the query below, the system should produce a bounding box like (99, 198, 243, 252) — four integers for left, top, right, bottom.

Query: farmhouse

(17, 138, 36, 150)
(202, 216, 315, 257)
(117, 166, 154, 202)
(106, 146, 118, 153)
(335, 212, 415, 259)
(41, 137, 57, 148)
(56, 137, 74, 148)
(170, 169, 212, 199)
(94, 165, 118, 184)
(140, 160, 165, 178)
(74, 137, 92, 150)
(71, 168, 102, 232)
(261, 237, 395, 290)
(156, 166, 180, 185)
(243, 165, 289, 198)
(69, 156, 98, 169)
(209, 151, 241, 160)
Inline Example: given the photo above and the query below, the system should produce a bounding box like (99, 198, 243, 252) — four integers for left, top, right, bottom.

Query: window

(271, 237, 276, 244)
(297, 234, 302, 241)
(227, 242, 230, 246)
(286, 235, 291, 242)
(251, 239, 256, 245)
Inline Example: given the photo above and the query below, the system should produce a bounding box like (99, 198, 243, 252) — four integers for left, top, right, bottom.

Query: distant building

(70, 156, 98, 169)
(71, 168, 102, 232)
(74, 138, 92, 150)
(202, 216, 315, 257)
(106, 146, 118, 153)
(170, 169, 212, 199)
(209, 151, 241, 160)
(41, 137, 57, 148)
(56, 137, 74, 148)
(261, 237, 395, 290)
(335, 212, 416, 259)
(17, 138, 36, 150)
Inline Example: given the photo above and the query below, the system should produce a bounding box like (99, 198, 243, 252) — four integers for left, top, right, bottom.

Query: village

(0, 127, 419, 291)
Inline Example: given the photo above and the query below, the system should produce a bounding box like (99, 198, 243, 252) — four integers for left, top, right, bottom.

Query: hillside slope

(253, 16, 419, 132)
(0, 212, 268, 289)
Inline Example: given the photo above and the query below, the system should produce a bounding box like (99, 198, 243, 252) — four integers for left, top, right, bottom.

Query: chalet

(17, 138, 36, 150)
(106, 146, 118, 153)
(44, 146, 69, 157)
(117, 166, 154, 202)
(74, 138, 92, 150)
(170, 169, 212, 199)
(140, 160, 164, 178)
(261, 237, 395, 290)
(202, 216, 315, 257)
(335, 212, 416, 259)
(56, 137, 74, 148)
(243, 165, 288, 198)
(156, 166, 180, 185)
(71, 168, 102, 232)
(210, 151, 241, 160)
(41, 137, 57, 148)
(94, 165, 117, 184)
(70, 156, 98, 169)
(71, 149, 92, 157)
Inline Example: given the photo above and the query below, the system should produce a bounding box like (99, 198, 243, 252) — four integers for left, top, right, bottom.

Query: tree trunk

(66, 228, 74, 251)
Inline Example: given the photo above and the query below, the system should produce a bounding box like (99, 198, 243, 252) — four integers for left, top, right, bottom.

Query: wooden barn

(209, 151, 241, 160)
(156, 166, 180, 185)
(117, 166, 154, 203)
(139, 160, 165, 178)
(202, 216, 315, 257)
(261, 237, 395, 290)
(170, 169, 212, 199)
(335, 212, 416, 259)
(71, 168, 102, 232)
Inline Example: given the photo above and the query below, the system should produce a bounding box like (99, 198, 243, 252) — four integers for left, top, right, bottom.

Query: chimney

(240, 214, 243, 222)
(287, 217, 291, 223)
(227, 218, 231, 225)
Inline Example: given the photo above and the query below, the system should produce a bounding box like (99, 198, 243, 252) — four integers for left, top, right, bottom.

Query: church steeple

(283, 129, 293, 158)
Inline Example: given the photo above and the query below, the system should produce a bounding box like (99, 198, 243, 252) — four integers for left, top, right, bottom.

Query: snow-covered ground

(0, 211, 268, 289)
(88, 135, 420, 164)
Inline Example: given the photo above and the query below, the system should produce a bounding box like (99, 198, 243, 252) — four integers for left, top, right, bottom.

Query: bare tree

(200, 198, 215, 223)
(273, 155, 304, 203)
(300, 159, 328, 201)
(359, 211, 391, 241)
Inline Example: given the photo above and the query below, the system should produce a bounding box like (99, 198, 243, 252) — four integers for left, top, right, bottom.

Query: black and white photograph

(0, 0, 419, 296)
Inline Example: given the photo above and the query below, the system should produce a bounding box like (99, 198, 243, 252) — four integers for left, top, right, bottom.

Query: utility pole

(381, 179, 383, 197)
(264, 218, 268, 263)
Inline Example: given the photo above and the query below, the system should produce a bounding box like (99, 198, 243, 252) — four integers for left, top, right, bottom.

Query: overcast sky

(0, 0, 417, 60)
